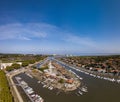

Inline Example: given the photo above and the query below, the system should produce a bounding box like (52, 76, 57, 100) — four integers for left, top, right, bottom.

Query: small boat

(38, 81, 41, 83)
(49, 86, 53, 90)
(26, 73, 33, 78)
(30, 94, 36, 98)
(78, 90, 83, 95)
(81, 87, 88, 92)
(43, 85, 47, 88)
(16, 77, 22, 80)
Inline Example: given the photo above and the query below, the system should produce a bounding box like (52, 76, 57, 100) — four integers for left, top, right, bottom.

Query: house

(0, 62, 22, 70)
(66, 79, 74, 84)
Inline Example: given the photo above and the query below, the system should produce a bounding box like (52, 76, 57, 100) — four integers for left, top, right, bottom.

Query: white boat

(20, 81, 28, 86)
(43, 85, 47, 88)
(117, 79, 120, 83)
(26, 89, 34, 94)
(34, 94, 44, 102)
(49, 86, 53, 90)
(81, 87, 88, 92)
(38, 81, 41, 83)
(26, 73, 33, 78)
(30, 94, 36, 98)
(78, 91, 83, 95)
(16, 77, 22, 80)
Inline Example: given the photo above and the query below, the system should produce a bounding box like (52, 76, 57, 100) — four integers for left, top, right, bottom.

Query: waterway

(13, 58, 120, 102)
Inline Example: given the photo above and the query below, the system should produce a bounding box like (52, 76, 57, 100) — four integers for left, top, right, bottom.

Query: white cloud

(0, 23, 120, 54)
(63, 34, 96, 47)
(0, 23, 59, 40)
(18, 36, 31, 40)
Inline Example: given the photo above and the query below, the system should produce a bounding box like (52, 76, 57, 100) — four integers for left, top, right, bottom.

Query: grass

(0, 70, 13, 102)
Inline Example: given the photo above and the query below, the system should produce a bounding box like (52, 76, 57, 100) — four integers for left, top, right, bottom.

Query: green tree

(12, 63, 20, 69)
(22, 61, 29, 67)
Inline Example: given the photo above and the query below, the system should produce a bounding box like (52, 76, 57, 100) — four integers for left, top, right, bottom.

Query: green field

(0, 70, 13, 102)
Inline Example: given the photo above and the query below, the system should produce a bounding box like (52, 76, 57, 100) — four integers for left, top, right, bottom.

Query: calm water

(13, 59, 120, 102)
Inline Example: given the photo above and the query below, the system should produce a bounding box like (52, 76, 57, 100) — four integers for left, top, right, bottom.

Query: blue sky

(0, 0, 120, 54)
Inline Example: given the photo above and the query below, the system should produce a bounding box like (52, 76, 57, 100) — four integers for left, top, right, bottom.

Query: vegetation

(0, 70, 13, 102)
(21, 61, 29, 67)
(0, 54, 47, 63)
(0, 54, 47, 72)
(6, 63, 21, 72)
(58, 79, 65, 83)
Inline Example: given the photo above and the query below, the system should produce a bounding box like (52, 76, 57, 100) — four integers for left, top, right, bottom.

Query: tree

(6, 66, 14, 71)
(12, 63, 20, 69)
(6, 63, 20, 71)
(22, 61, 29, 67)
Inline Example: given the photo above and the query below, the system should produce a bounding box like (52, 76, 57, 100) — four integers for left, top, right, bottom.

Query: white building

(0, 62, 22, 70)
(0, 63, 13, 69)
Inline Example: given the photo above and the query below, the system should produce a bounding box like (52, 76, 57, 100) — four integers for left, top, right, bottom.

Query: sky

(0, 0, 120, 55)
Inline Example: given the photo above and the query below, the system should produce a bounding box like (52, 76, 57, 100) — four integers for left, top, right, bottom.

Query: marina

(11, 57, 120, 102)
(15, 76, 44, 102)
(8, 57, 120, 102)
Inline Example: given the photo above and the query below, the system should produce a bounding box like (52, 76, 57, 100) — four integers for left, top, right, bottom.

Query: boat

(43, 85, 47, 88)
(78, 90, 83, 95)
(38, 81, 41, 83)
(80, 87, 88, 92)
(26, 73, 33, 78)
(49, 86, 53, 90)
(16, 78, 44, 102)
(16, 77, 22, 80)
(33, 94, 44, 102)
(30, 94, 36, 98)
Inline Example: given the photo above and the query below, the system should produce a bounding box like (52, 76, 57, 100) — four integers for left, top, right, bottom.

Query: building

(0, 62, 22, 70)
(0, 63, 13, 69)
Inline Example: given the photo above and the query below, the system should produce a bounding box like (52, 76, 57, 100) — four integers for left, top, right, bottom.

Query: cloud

(0, 23, 59, 40)
(0, 23, 120, 54)
(18, 36, 31, 40)
(0, 23, 99, 52)
(63, 34, 96, 47)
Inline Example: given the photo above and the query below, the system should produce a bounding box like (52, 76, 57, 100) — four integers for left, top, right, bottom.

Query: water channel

(13, 58, 120, 102)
